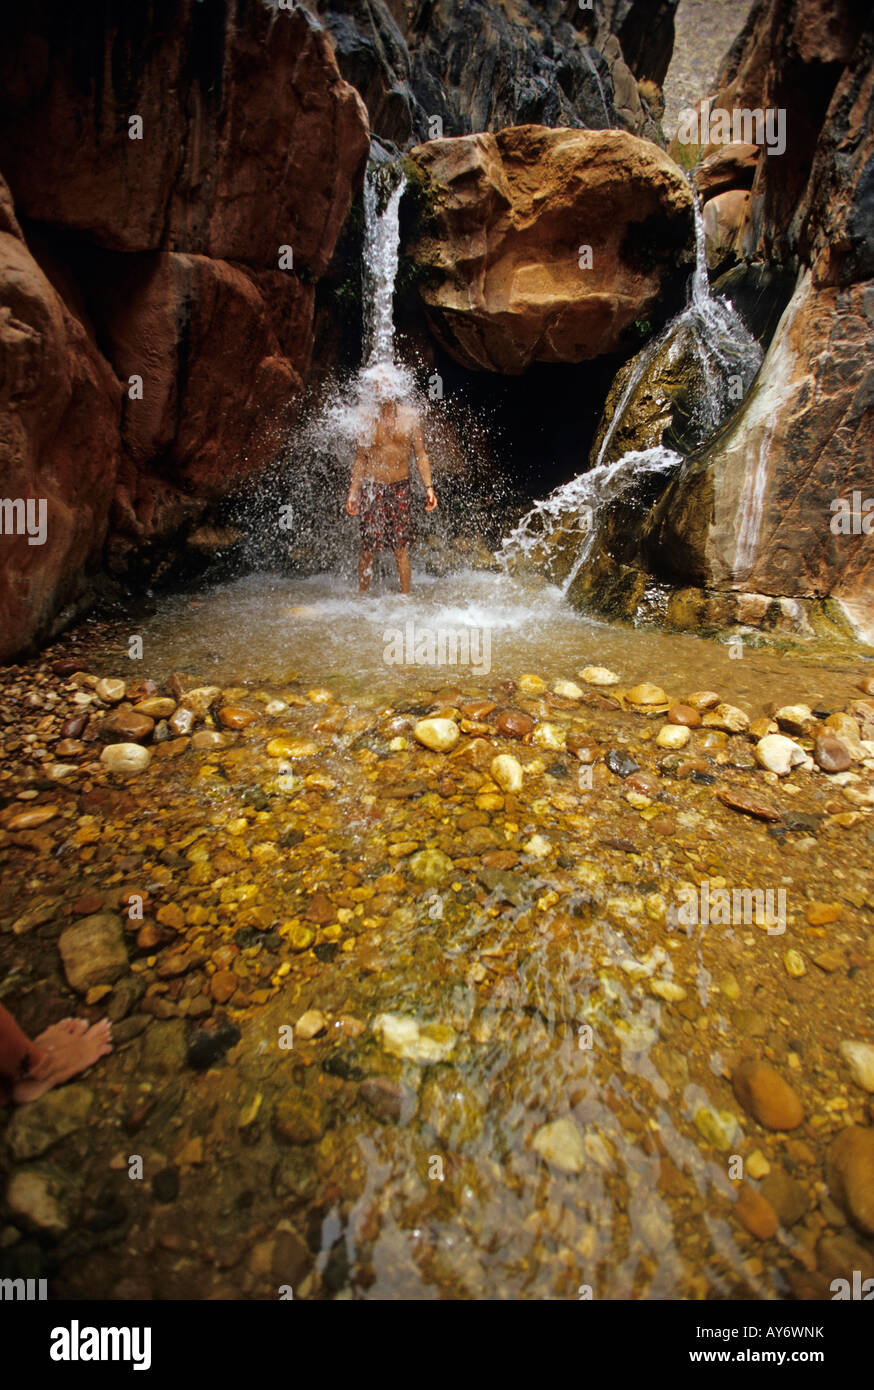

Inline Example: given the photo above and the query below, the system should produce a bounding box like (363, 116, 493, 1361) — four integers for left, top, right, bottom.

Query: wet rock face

(650, 270, 874, 636)
(305, 0, 668, 143)
(408, 126, 693, 373)
(638, 2, 874, 635)
(0, 2, 369, 660)
(699, 0, 871, 281)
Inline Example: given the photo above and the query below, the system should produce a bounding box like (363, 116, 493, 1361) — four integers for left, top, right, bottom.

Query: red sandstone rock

(0, 177, 121, 662)
(0, 5, 369, 275)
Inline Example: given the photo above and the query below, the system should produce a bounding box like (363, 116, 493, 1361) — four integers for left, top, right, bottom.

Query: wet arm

(412, 427, 433, 491)
(349, 445, 367, 499)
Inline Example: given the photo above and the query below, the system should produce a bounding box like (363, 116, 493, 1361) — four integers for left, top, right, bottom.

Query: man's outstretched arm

(412, 426, 437, 511)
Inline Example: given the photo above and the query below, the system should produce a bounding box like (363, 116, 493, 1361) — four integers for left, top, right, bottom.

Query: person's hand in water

(425, 486, 438, 512)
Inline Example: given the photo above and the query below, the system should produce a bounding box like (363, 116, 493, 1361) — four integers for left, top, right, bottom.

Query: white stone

(553, 679, 583, 699)
(95, 677, 126, 704)
(373, 1012, 456, 1064)
(413, 718, 460, 752)
(532, 1118, 586, 1173)
(296, 1009, 327, 1041)
(100, 743, 152, 774)
(490, 754, 523, 793)
(579, 666, 619, 686)
(755, 733, 806, 775)
(531, 722, 566, 749)
(650, 979, 687, 1002)
(839, 1041, 874, 1094)
(656, 723, 691, 749)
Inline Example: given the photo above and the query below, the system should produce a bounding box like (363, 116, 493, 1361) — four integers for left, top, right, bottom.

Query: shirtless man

(346, 396, 437, 594)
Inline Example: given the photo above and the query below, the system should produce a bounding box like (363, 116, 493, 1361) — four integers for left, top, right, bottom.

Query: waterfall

(362, 170, 406, 368)
(595, 187, 761, 467)
(582, 48, 612, 129)
(500, 184, 763, 596)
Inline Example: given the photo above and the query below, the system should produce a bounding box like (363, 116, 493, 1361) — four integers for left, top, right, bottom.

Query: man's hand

(424, 486, 438, 512)
(346, 493, 359, 517)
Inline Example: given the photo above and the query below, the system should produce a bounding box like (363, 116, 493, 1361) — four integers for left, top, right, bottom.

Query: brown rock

(408, 126, 693, 373)
(58, 913, 128, 993)
(190, 730, 232, 751)
(734, 1182, 779, 1240)
(217, 706, 257, 730)
(210, 970, 238, 1005)
(133, 698, 177, 719)
(495, 709, 534, 739)
(169, 707, 197, 737)
(0, 6, 368, 273)
(694, 142, 760, 200)
(806, 901, 842, 925)
(667, 703, 701, 728)
(101, 710, 155, 744)
(305, 892, 335, 925)
(684, 691, 721, 711)
(731, 1059, 804, 1131)
(718, 788, 781, 821)
(272, 1094, 326, 1145)
(461, 701, 497, 720)
(703, 188, 750, 269)
(826, 1127, 874, 1236)
(0, 178, 121, 663)
(178, 687, 223, 718)
(60, 714, 88, 738)
(6, 805, 60, 831)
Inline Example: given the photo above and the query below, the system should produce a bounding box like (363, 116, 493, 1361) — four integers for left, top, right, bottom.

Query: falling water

(582, 48, 612, 128)
(362, 171, 406, 367)
(500, 445, 682, 595)
(501, 185, 762, 593)
(595, 187, 761, 467)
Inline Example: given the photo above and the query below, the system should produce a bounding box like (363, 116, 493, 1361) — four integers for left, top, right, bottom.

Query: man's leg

(359, 548, 375, 593)
(394, 546, 411, 595)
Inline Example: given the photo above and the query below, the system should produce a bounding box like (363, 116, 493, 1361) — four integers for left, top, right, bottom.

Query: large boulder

(408, 125, 693, 373)
(0, 180, 121, 661)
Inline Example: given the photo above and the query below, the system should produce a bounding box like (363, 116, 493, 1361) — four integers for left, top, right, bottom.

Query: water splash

(237, 163, 503, 576)
(500, 446, 681, 594)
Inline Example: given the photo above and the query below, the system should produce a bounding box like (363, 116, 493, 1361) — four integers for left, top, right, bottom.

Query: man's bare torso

(360, 403, 418, 484)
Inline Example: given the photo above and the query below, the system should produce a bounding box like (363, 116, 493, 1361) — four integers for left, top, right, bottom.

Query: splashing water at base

(499, 446, 682, 595)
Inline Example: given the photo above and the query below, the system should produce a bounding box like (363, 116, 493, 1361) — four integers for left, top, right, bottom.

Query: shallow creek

(1, 567, 873, 1301)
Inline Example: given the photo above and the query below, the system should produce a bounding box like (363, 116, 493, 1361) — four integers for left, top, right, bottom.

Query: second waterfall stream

(499, 187, 763, 598)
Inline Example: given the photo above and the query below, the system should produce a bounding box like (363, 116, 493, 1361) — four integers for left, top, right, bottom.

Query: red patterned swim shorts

(359, 479, 414, 552)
